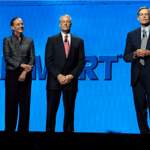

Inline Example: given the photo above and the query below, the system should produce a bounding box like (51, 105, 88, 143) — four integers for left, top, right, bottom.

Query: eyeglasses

(60, 21, 71, 24)
(138, 13, 150, 16)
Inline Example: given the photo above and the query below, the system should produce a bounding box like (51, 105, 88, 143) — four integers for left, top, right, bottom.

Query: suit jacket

(123, 27, 150, 86)
(45, 33, 85, 92)
(3, 34, 35, 71)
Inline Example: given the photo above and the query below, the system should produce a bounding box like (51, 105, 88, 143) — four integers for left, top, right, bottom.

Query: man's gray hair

(59, 14, 72, 23)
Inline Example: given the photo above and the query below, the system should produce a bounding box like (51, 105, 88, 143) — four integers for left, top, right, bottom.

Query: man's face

(138, 8, 150, 26)
(11, 18, 24, 34)
(59, 16, 72, 33)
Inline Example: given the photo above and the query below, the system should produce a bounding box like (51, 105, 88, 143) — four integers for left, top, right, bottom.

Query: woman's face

(11, 18, 24, 34)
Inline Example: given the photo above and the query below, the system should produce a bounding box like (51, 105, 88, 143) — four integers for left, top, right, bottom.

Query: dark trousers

(46, 89, 77, 132)
(132, 66, 150, 134)
(5, 70, 32, 131)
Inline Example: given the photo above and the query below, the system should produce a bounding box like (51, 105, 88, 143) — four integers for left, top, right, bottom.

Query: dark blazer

(123, 27, 150, 86)
(3, 34, 35, 70)
(45, 33, 85, 92)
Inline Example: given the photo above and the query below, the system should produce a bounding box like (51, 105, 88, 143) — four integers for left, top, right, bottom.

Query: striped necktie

(140, 29, 147, 66)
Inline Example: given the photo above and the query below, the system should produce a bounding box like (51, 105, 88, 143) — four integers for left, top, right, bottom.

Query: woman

(3, 17, 35, 131)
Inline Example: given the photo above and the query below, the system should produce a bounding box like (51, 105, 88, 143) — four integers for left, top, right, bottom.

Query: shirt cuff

(133, 55, 137, 59)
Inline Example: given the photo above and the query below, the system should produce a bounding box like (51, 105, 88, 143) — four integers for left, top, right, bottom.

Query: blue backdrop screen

(0, 1, 148, 133)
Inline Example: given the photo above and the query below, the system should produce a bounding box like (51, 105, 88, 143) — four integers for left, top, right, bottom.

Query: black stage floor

(1, 132, 150, 150)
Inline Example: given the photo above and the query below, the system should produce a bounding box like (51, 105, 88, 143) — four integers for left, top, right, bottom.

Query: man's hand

(18, 70, 27, 82)
(65, 74, 74, 84)
(134, 49, 150, 57)
(57, 74, 67, 85)
(57, 74, 74, 85)
(20, 63, 33, 72)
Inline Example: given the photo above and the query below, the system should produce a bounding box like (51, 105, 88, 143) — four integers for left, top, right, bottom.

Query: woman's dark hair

(10, 17, 20, 26)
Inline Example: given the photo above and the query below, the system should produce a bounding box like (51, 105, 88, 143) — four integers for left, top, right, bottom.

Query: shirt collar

(61, 32, 71, 41)
(141, 25, 150, 33)
(12, 33, 24, 42)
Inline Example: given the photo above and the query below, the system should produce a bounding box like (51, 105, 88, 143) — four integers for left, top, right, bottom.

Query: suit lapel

(146, 31, 150, 50)
(135, 28, 141, 49)
(56, 33, 66, 59)
(56, 33, 77, 59)
(68, 34, 76, 58)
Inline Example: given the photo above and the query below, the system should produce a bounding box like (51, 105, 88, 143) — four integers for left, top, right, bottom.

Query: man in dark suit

(124, 7, 150, 134)
(45, 14, 85, 132)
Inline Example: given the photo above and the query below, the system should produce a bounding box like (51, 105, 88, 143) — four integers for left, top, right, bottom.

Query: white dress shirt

(141, 25, 150, 40)
(61, 32, 71, 45)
